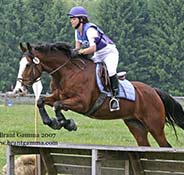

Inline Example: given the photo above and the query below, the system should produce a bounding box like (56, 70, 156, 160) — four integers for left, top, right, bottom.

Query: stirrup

(109, 97, 120, 112)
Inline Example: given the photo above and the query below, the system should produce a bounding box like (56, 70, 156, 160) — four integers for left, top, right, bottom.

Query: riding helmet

(67, 6, 88, 18)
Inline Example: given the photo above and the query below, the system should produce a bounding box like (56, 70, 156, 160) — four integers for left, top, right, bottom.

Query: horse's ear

(19, 43, 27, 53)
(26, 42, 32, 52)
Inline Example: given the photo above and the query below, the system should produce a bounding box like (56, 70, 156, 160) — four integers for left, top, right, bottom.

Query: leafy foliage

(0, 0, 184, 95)
(97, 0, 184, 95)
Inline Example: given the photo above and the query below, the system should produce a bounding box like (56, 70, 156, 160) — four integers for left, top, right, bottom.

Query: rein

(49, 58, 71, 75)
(49, 58, 88, 75)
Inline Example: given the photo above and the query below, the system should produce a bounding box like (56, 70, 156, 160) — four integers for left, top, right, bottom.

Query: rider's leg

(110, 74, 119, 96)
(109, 74, 120, 111)
(103, 45, 120, 111)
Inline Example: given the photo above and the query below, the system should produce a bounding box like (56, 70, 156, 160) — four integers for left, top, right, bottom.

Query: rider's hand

(78, 49, 85, 55)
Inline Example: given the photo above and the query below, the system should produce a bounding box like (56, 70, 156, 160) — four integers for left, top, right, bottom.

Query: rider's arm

(79, 45, 96, 55)
(75, 32, 96, 54)
(79, 28, 98, 55)
(75, 41, 81, 50)
(75, 31, 81, 49)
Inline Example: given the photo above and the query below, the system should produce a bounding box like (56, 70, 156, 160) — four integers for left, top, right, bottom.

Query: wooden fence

(6, 143, 184, 175)
(1, 93, 184, 106)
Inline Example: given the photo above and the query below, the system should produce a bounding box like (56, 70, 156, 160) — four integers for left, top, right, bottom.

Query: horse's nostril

(18, 88, 23, 93)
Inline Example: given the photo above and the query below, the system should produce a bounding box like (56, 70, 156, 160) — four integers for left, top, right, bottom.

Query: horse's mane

(33, 42, 72, 57)
(32, 42, 93, 61)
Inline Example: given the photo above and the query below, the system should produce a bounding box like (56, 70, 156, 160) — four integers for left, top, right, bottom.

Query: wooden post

(92, 149, 101, 175)
(128, 152, 144, 175)
(34, 98, 40, 175)
(36, 155, 42, 175)
(125, 160, 130, 175)
(6, 145, 15, 175)
(40, 148, 57, 175)
(4, 93, 8, 106)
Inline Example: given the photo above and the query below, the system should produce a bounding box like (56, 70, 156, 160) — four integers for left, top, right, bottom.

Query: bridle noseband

(17, 53, 42, 87)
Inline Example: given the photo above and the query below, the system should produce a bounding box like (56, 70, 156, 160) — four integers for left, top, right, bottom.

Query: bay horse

(13, 42, 184, 147)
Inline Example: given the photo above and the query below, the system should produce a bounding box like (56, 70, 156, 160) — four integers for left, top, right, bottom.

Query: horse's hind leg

(144, 116, 172, 147)
(124, 119, 150, 146)
(151, 130, 172, 147)
(53, 101, 77, 131)
(148, 126, 171, 147)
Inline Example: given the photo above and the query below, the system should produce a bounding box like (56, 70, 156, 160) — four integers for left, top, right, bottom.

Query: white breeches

(92, 44, 119, 77)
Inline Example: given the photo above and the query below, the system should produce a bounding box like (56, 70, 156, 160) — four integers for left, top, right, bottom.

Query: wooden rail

(6, 143, 184, 175)
(1, 93, 184, 106)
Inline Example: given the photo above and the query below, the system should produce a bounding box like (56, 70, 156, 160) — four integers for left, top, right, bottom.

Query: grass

(0, 104, 184, 172)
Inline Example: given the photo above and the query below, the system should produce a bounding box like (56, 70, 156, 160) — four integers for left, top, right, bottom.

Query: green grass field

(0, 104, 184, 173)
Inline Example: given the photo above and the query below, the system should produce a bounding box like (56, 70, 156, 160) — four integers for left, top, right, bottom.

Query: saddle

(86, 63, 128, 115)
(98, 62, 126, 93)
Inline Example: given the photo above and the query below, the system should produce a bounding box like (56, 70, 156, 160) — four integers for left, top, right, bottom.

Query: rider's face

(70, 17, 80, 28)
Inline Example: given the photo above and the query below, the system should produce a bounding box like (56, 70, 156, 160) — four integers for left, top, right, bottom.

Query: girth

(85, 62, 109, 116)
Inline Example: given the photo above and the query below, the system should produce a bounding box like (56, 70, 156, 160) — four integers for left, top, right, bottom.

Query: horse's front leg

(37, 96, 77, 131)
(37, 97, 64, 130)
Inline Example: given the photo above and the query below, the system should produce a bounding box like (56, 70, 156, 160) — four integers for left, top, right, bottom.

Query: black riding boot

(109, 74, 120, 111)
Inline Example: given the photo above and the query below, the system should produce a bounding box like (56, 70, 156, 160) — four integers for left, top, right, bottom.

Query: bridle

(17, 60, 42, 88)
(18, 50, 88, 87)
(16, 51, 42, 87)
(17, 52, 72, 87)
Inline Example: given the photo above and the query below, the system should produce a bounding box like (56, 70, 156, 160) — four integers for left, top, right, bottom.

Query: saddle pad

(96, 64, 136, 101)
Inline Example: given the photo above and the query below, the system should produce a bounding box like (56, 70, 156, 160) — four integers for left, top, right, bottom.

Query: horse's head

(9, 42, 78, 96)
(11, 43, 42, 95)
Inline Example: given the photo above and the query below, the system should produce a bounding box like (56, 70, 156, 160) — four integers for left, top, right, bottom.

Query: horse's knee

(53, 101, 63, 111)
(37, 97, 44, 108)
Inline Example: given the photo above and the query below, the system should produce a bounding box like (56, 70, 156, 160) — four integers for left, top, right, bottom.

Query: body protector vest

(76, 23, 114, 51)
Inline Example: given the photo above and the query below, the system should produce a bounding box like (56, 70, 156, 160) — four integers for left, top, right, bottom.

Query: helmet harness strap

(75, 17, 82, 29)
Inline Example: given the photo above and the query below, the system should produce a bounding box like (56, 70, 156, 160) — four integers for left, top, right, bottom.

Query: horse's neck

(40, 53, 68, 73)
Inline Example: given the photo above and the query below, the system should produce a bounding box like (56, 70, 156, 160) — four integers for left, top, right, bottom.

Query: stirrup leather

(109, 97, 120, 111)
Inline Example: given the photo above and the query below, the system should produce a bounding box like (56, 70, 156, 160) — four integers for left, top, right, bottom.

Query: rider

(67, 6, 120, 111)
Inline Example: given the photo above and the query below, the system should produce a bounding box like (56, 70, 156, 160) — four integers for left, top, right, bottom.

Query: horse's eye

(26, 64, 31, 68)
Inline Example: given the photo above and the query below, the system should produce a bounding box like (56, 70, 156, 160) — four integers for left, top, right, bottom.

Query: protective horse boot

(109, 74, 120, 111)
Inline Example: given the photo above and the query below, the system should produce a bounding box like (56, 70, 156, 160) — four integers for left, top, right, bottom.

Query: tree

(97, 0, 151, 80)
(0, 0, 27, 92)
(0, 0, 74, 92)
(96, 0, 184, 95)
(1, 0, 184, 95)
(146, 0, 184, 94)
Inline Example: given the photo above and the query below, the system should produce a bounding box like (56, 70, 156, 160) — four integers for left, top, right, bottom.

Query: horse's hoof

(50, 118, 62, 130)
(64, 119, 77, 131)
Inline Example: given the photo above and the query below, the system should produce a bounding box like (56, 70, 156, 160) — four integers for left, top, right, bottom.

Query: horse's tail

(155, 88, 184, 133)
